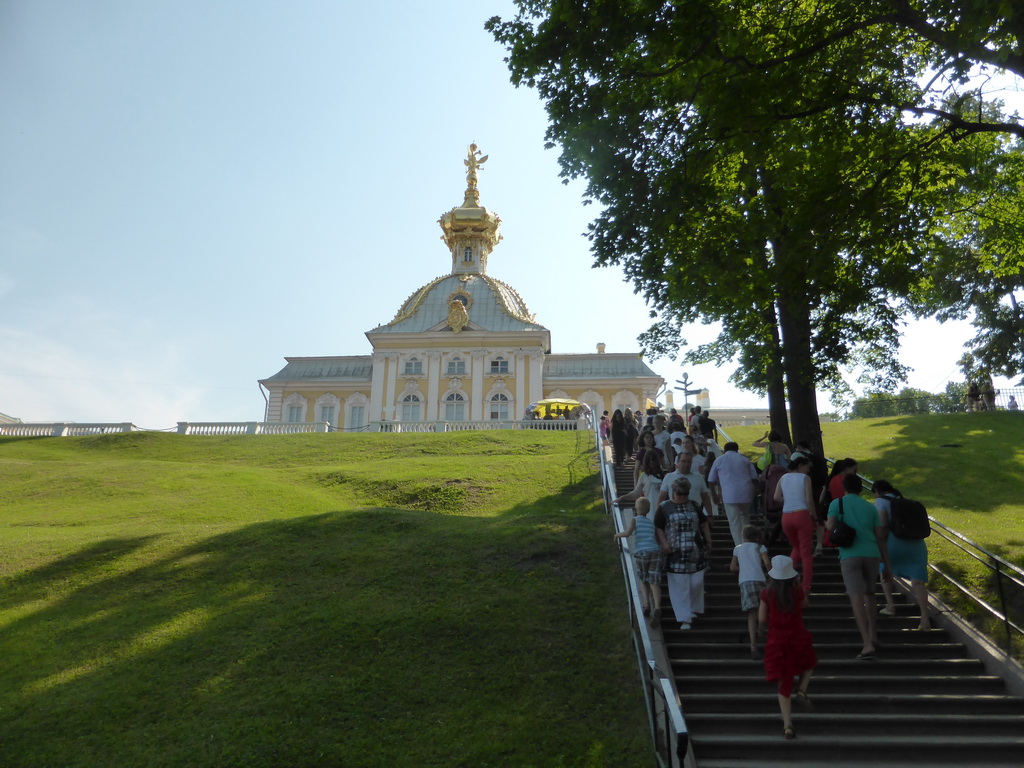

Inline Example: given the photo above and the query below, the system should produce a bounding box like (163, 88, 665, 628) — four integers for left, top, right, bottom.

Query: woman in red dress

(759, 555, 817, 739)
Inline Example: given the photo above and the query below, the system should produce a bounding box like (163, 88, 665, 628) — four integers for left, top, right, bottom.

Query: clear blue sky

(1, 1, 1019, 427)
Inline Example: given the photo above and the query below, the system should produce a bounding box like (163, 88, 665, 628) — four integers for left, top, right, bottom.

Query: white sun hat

(768, 555, 798, 581)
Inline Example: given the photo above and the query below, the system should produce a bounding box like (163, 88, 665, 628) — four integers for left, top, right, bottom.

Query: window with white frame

(489, 392, 510, 420)
(283, 393, 307, 423)
(444, 392, 466, 421)
(404, 357, 423, 375)
(446, 356, 466, 375)
(348, 405, 366, 430)
(319, 405, 336, 426)
(490, 356, 509, 374)
(400, 394, 421, 421)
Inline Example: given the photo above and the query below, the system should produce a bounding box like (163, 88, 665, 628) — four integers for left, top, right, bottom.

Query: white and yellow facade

(259, 146, 664, 429)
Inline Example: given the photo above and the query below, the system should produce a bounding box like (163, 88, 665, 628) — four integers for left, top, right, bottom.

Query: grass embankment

(727, 413, 1024, 656)
(0, 431, 649, 768)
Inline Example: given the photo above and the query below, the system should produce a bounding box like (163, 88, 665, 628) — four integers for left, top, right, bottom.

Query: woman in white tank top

(773, 457, 817, 593)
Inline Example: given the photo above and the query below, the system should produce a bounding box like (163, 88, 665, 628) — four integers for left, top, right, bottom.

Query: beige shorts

(841, 556, 880, 595)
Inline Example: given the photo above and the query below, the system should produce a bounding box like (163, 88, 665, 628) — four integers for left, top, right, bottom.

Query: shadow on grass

(0, 483, 644, 768)
(857, 412, 1024, 518)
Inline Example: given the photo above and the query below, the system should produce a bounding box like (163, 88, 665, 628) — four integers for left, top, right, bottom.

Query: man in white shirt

(707, 442, 760, 546)
(658, 451, 713, 518)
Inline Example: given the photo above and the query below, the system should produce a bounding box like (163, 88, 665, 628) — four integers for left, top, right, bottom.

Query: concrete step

(664, 627, 949, 644)
(685, 711, 1024, 737)
(667, 647, 970, 663)
(689, 734, 1024, 764)
(678, 692, 1024, 715)
(672, 658, 986, 677)
(658, 617, 927, 633)
(677, 673, 1006, 694)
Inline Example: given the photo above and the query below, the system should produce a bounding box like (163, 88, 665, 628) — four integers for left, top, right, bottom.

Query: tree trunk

(762, 306, 791, 443)
(776, 291, 823, 457)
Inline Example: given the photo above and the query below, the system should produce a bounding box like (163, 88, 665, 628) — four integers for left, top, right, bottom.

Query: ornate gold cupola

(438, 143, 503, 276)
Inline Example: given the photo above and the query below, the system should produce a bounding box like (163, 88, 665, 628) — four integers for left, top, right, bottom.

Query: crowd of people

(610, 409, 933, 740)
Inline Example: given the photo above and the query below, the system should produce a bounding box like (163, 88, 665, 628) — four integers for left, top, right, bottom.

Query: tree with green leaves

(917, 129, 1024, 382)
(488, 1, 1022, 454)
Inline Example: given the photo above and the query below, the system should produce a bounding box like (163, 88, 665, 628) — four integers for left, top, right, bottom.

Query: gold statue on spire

(463, 143, 488, 207)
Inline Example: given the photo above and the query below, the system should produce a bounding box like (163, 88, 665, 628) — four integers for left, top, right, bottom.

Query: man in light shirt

(658, 450, 713, 518)
(707, 442, 760, 546)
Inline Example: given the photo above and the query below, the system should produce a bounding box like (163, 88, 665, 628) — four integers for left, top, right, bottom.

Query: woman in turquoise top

(827, 474, 891, 659)
(872, 480, 931, 630)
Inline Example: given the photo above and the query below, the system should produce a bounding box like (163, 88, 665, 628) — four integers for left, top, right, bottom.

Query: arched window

(315, 393, 340, 427)
(489, 392, 510, 421)
(283, 393, 307, 423)
(404, 357, 423, 375)
(445, 392, 466, 421)
(447, 356, 466, 375)
(401, 394, 421, 422)
(463, 246, 473, 262)
(490, 356, 509, 374)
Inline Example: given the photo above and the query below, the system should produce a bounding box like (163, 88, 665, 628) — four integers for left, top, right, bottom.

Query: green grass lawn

(726, 413, 1024, 657)
(0, 431, 649, 768)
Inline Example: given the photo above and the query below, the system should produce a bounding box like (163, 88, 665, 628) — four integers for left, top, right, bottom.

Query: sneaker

(678, 622, 691, 630)
(879, 606, 896, 616)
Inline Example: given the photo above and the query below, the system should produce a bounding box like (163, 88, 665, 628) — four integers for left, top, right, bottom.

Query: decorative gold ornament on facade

(447, 296, 470, 333)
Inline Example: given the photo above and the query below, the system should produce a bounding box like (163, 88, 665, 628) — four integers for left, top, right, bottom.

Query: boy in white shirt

(731, 524, 771, 658)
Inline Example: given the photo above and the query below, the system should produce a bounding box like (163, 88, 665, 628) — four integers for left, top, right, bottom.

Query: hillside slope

(0, 431, 648, 768)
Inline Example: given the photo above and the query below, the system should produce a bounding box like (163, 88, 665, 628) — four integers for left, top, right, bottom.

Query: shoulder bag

(829, 497, 857, 548)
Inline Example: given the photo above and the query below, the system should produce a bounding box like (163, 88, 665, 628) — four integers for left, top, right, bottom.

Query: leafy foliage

(488, 1, 1023, 449)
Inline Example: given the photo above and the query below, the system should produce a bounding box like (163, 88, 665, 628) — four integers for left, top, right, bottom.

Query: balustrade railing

(369, 418, 588, 433)
(177, 422, 331, 435)
(1, 417, 595, 437)
(0, 422, 135, 437)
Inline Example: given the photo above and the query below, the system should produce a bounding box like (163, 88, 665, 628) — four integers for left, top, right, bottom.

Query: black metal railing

(924, 517, 1024, 657)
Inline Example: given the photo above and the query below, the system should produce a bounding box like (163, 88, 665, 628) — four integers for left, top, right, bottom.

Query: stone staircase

(611, 462, 1024, 766)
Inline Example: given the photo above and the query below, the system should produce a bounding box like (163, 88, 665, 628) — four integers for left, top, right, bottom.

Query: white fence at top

(0, 423, 136, 437)
(370, 418, 589, 433)
(176, 422, 331, 435)
(0, 419, 593, 437)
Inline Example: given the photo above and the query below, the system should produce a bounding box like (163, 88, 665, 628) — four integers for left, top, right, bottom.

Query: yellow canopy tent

(524, 398, 589, 420)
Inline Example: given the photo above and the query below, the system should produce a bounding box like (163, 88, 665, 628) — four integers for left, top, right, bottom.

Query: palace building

(258, 146, 664, 430)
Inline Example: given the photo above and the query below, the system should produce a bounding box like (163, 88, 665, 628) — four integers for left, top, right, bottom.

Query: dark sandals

(794, 689, 815, 711)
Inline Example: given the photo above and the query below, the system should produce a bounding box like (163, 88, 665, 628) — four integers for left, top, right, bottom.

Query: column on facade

(383, 352, 399, 421)
(426, 350, 442, 421)
(528, 351, 545, 405)
(514, 351, 526, 419)
(470, 350, 486, 421)
(369, 352, 386, 421)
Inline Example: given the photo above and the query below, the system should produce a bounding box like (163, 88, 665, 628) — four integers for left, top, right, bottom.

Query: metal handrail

(596, 428, 688, 766)
(923, 517, 1024, 656)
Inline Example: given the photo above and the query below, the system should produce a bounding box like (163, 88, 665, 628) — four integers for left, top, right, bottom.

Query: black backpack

(886, 495, 931, 540)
